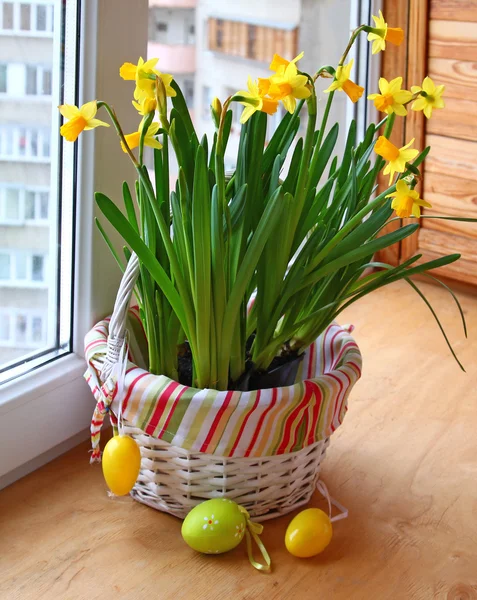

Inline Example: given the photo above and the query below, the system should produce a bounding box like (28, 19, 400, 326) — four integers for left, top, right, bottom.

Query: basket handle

(100, 252, 140, 382)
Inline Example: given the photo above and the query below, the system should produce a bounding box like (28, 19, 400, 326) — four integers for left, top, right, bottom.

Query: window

(0, 185, 49, 224)
(0, 310, 46, 348)
(0, 250, 47, 285)
(0, 1, 54, 34)
(31, 255, 44, 281)
(20, 3, 31, 30)
(208, 18, 298, 62)
(26, 65, 52, 95)
(0, 253, 11, 279)
(0, 64, 6, 92)
(2, 3, 14, 29)
(156, 21, 167, 32)
(0, 126, 51, 160)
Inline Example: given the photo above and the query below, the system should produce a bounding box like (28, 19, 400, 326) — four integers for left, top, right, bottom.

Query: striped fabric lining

(84, 307, 362, 458)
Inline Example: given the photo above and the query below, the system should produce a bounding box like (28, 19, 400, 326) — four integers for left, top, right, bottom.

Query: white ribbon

(112, 334, 129, 436)
(315, 479, 349, 523)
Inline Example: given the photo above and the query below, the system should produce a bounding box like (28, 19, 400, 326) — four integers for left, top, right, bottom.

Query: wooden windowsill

(1, 280, 476, 599)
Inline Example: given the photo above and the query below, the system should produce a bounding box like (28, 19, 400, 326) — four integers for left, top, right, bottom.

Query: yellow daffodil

(374, 136, 419, 184)
(59, 100, 109, 142)
(121, 121, 162, 153)
(386, 180, 432, 218)
(132, 96, 157, 116)
(324, 59, 364, 103)
(235, 77, 279, 124)
(368, 77, 413, 116)
(367, 10, 404, 54)
(120, 57, 176, 101)
(269, 51, 304, 74)
(411, 76, 445, 119)
(268, 60, 311, 113)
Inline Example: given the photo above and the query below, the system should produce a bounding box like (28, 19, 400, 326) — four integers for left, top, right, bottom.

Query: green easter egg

(181, 498, 247, 554)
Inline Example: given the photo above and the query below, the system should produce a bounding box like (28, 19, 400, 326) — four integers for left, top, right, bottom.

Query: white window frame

(0, 1, 54, 37)
(0, 309, 47, 348)
(0, 0, 148, 489)
(0, 185, 49, 225)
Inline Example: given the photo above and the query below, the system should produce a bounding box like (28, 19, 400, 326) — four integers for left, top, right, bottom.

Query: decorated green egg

(181, 498, 247, 554)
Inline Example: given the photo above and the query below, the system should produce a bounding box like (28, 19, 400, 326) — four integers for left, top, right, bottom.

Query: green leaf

(95, 191, 188, 333)
(122, 182, 138, 234)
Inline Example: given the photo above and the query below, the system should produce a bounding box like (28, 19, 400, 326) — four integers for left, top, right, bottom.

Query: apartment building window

(0, 310, 46, 347)
(156, 21, 167, 33)
(0, 2, 54, 34)
(0, 64, 6, 93)
(2, 3, 14, 29)
(0, 250, 46, 284)
(26, 64, 52, 95)
(0, 126, 51, 160)
(184, 79, 194, 107)
(0, 186, 49, 224)
(208, 18, 298, 62)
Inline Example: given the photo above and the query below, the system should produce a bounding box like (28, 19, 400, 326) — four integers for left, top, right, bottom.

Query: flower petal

(59, 104, 80, 119)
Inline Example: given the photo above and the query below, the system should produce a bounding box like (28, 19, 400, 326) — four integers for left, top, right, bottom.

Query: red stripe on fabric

(243, 387, 278, 458)
(111, 367, 137, 400)
(145, 381, 181, 436)
(158, 385, 188, 438)
(327, 373, 344, 432)
(331, 369, 351, 427)
(120, 371, 148, 412)
(84, 339, 107, 354)
(199, 390, 235, 453)
(332, 340, 359, 370)
(229, 391, 261, 456)
(348, 361, 362, 377)
(276, 381, 315, 454)
(320, 324, 334, 376)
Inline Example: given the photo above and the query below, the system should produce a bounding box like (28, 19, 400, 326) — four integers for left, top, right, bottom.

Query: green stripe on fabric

(159, 386, 197, 443)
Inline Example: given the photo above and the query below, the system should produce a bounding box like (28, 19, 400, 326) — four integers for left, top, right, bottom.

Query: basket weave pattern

(124, 423, 330, 521)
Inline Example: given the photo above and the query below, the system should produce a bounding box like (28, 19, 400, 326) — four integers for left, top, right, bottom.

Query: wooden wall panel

(426, 134, 477, 182)
(426, 97, 477, 142)
(429, 20, 477, 60)
(418, 250, 477, 285)
(430, 0, 477, 22)
(428, 58, 477, 100)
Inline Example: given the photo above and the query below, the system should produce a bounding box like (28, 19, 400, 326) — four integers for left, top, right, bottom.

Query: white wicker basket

(90, 253, 359, 521)
(123, 424, 329, 521)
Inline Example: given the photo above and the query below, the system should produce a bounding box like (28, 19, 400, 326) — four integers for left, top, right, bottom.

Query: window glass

(39, 192, 48, 219)
(0, 0, 76, 380)
(26, 65, 37, 94)
(25, 191, 35, 219)
(36, 5, 47, 31)
(32, 316, 43, 342)
(31, 255, 44, 281)
(15, 253, 27, 279)
(20, 4, 30, 31)
(0, 253, 11, 279)
(5, 188, 20, 220)
(15, 314, 27, 343)
(42, 68, 52, 95)
(2, 3, 14, 30)
(0, 65, 7, 93)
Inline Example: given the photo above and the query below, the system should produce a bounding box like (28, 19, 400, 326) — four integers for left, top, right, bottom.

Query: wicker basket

(86, 254, 361, 521)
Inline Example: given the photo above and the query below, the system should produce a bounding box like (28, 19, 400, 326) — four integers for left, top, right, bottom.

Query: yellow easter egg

(285, 508, 333, 558)
(102, 435, 141, 496)
(181, 499, 246, 554)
